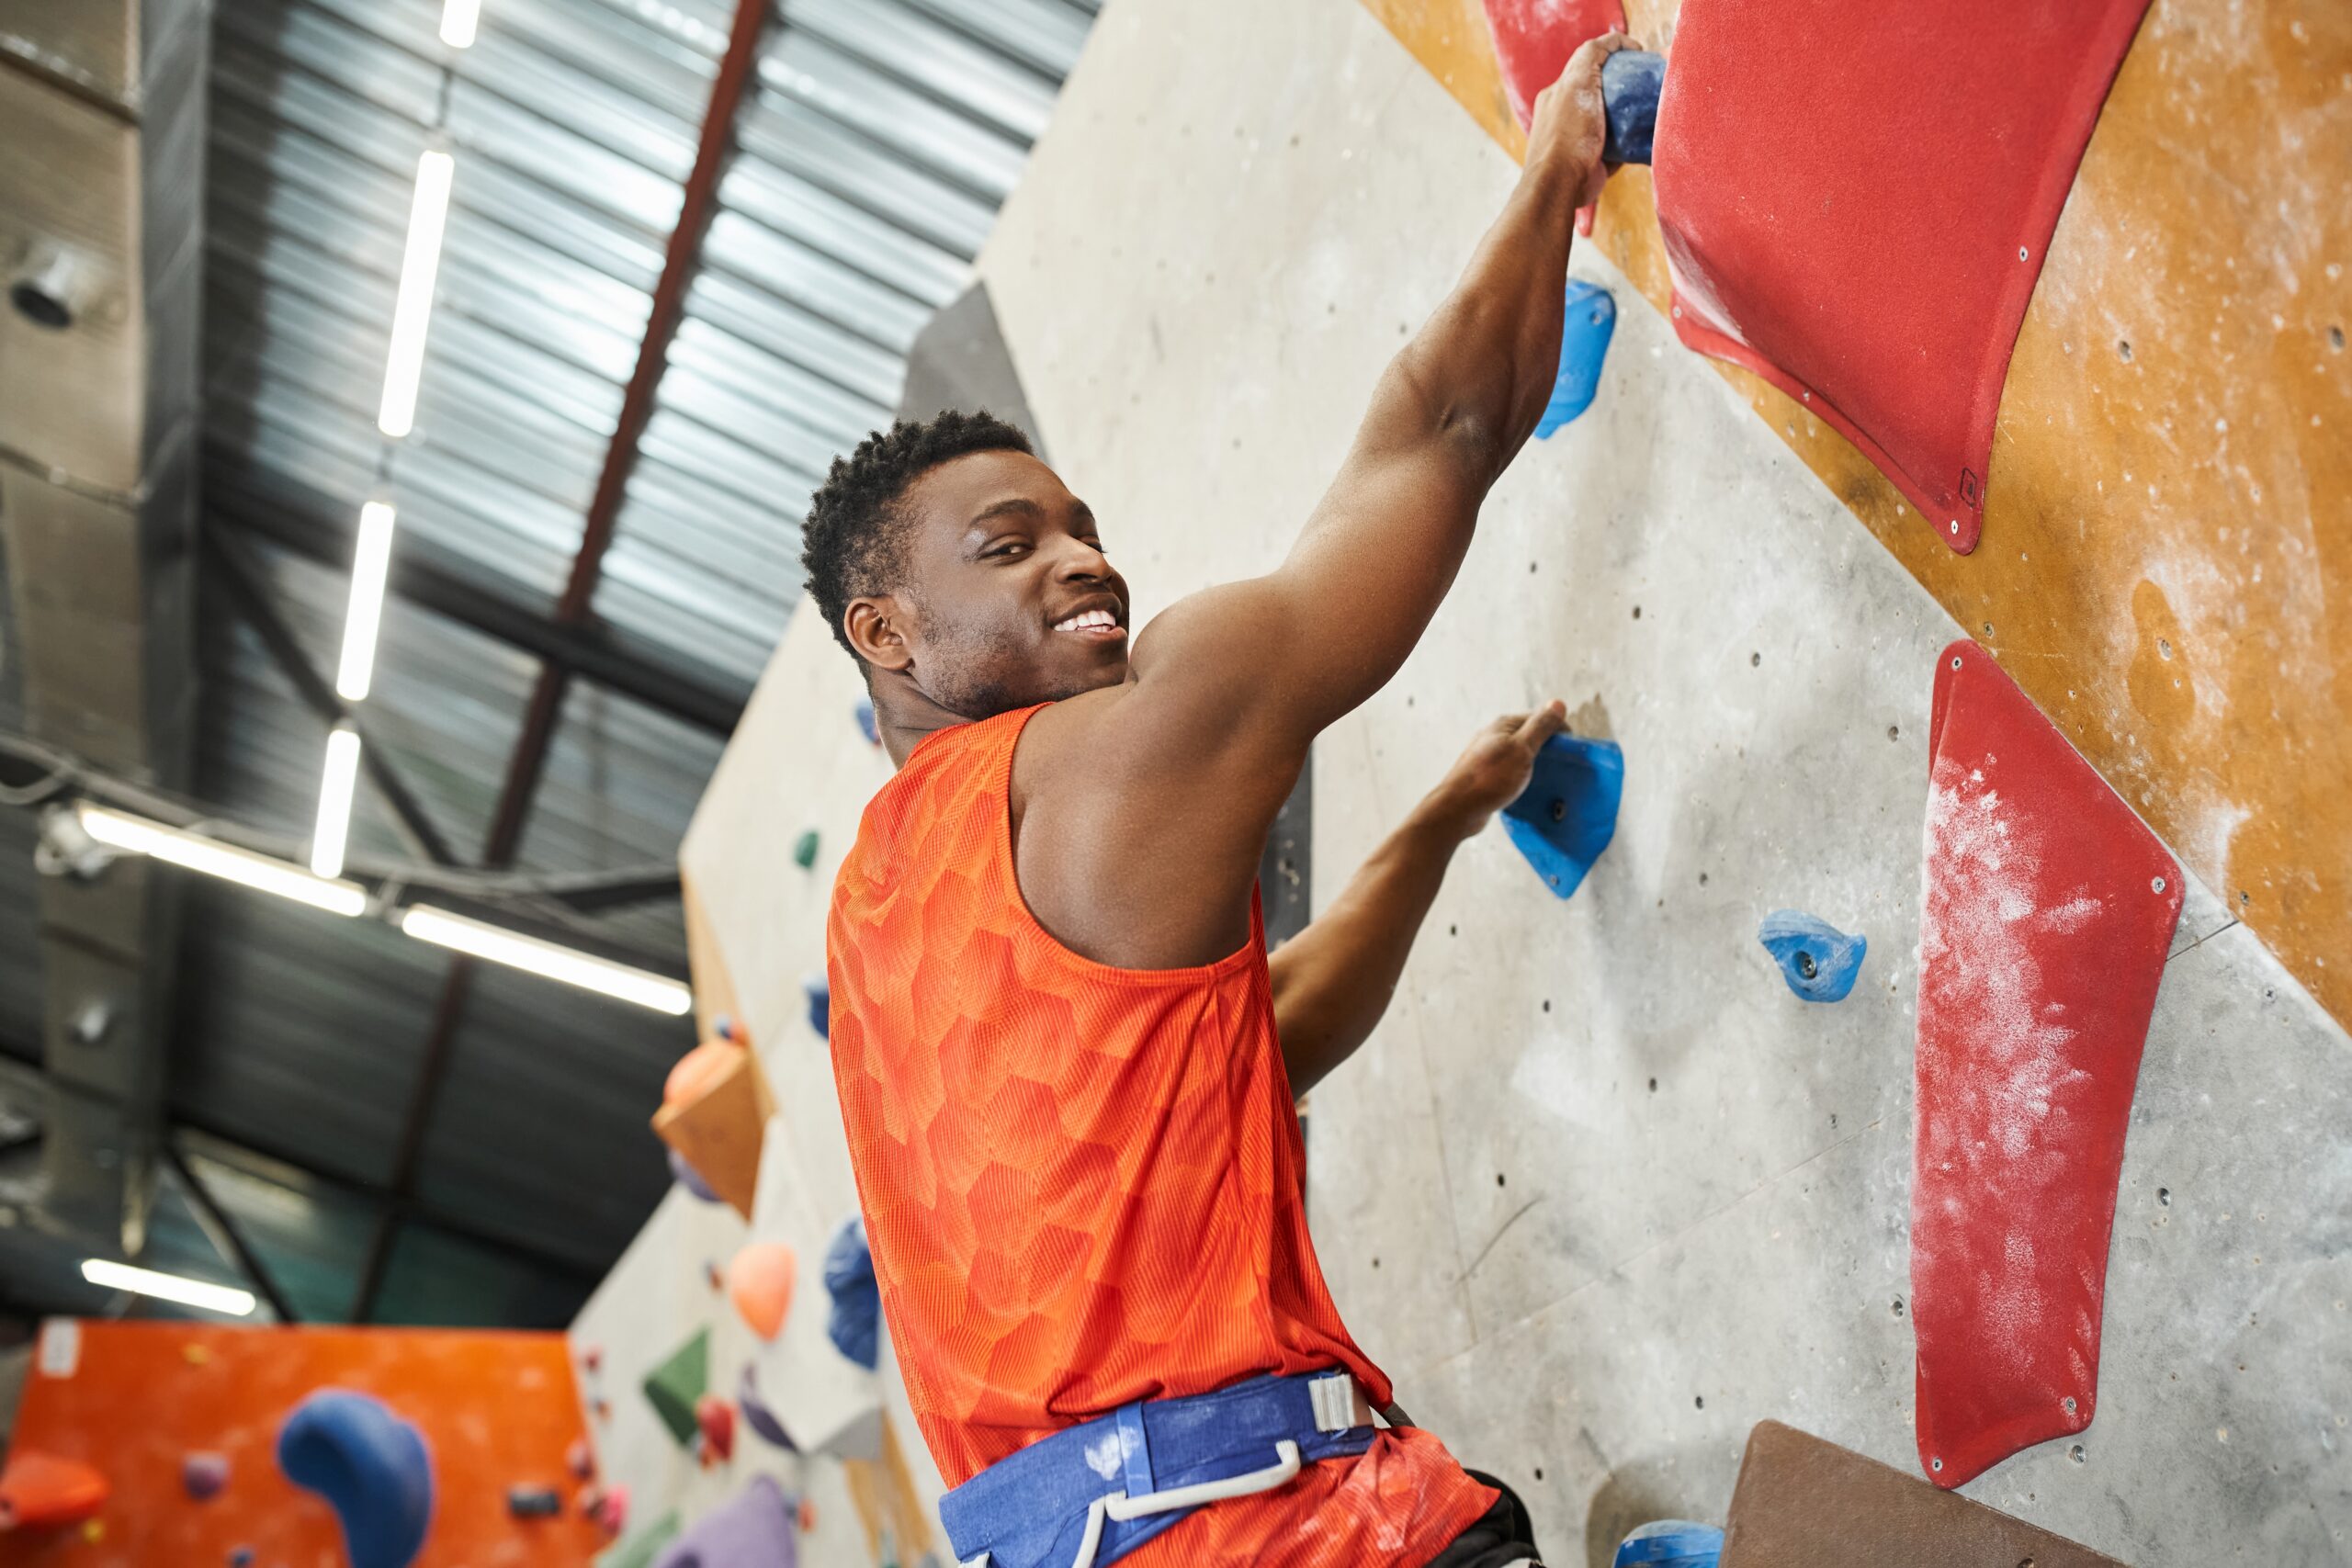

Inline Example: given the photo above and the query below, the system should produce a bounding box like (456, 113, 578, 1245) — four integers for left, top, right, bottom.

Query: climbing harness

(941, 1371, 1384, 1568)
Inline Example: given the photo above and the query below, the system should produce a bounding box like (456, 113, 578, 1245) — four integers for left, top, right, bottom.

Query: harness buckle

(1308, 1371, 1374, 1434)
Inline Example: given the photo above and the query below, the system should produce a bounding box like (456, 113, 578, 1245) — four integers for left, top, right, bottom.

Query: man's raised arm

(1011, 38, 1629, 973)
(1127, 34, 1631, 747)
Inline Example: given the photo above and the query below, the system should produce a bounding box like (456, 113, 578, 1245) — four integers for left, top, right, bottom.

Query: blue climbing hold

(277, 1391, 434, 1568)
(1600, 50, 1667, 165)
(1758, 909, 1868, 1002)
(805, 976, 830, 1041)
(854, 698, 879, 747)
(1537, 280, 1617, 438)
(1501, 735, 1623, 900)
(1614, 1520, 1723, 1568)
(669, 1146, 721, 1204)
(822, 1217, 880, 1371)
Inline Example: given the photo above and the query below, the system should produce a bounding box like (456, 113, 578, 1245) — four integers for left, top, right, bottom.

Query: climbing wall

(5, 1320, 599, 1564)
(1363, 0, 2352, 1037)
(571, 601, 955, 1566)
(961, 0, 2352, 1558)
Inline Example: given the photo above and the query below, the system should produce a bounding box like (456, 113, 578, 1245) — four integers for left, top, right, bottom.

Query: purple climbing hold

(804, 976, 830, 1041)
(182, 1450, 230, 1501)
(669, 1146, 722, 1204)
(650, 1474, 798, 1568)
(737, 1364, 797, 1452)
(229, 1549, 254, 1568)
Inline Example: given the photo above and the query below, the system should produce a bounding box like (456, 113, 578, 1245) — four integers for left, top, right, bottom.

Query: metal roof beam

(201, 526, 465, 869)
(209, 496, 749, 738)
(164, 1136, 299, 1323)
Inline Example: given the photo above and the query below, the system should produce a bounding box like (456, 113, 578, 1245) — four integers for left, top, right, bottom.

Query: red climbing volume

(1910, 641, 2182, 1487)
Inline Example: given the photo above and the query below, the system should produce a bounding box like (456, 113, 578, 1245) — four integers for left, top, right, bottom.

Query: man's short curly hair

(800, 409, 1035, 662)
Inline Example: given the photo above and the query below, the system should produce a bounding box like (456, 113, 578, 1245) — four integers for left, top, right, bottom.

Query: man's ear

(845, 596, 912, 673)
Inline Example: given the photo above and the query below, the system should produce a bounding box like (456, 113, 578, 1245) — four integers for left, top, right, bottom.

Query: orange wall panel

(4, 1321, 602, 1567)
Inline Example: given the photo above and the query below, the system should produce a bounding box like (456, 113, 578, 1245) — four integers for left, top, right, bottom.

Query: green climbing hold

(595, 1511, 680, 1568)
(793, 829, 820, 871)
(640, 1329, 707, 1448)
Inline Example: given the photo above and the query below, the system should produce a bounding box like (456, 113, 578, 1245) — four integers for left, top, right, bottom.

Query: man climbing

(806, 31, 1635, 1568)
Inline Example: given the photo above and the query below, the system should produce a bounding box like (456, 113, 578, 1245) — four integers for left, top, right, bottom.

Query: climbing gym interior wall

(569, 602, 944, 1568)
(590, 0, 2347, 1562)
(972, 0, 2347, 1556)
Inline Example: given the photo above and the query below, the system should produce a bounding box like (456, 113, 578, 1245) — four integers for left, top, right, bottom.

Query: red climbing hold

(0, 1450, 109, 1531)
(1910, 641, 2183, 1487)
(695, 1393, 736, 1463)
(1652, 0, 2153, 551)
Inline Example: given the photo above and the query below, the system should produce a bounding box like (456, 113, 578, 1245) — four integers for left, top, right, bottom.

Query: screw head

(1930, 1457, 1943, 1472)
(2152, 876, 2167, 893)
(1550, 798, 1567, 823)
(1950, 519, 1961, 535)
(1951, 655, 1963, 670)
(1795, 951, 1818, 980)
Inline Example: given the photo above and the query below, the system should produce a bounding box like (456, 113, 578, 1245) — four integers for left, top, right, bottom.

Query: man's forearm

(1385, 151, 1587, 474)
(1270, 796, 1478, 1098)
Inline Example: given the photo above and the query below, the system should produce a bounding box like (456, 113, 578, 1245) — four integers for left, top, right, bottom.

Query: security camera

(35, 804, 116, 881)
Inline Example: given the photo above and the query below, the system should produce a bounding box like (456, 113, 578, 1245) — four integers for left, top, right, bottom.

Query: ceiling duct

(0, 0, 209, 1258)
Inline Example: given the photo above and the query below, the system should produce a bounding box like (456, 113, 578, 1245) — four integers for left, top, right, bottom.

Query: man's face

(858, 449, 1131, 719)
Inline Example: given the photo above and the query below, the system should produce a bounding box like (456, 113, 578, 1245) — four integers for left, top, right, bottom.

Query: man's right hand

(1528, 32, 1637, 207)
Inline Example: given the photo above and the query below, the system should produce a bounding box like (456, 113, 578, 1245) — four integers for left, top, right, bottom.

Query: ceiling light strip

(397, 904, 693, 1015)
(378, 150, 456, 439)
(76, 805, 368, 918)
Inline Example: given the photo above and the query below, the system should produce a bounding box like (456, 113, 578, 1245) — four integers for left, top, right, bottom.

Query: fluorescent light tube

(82, 1259, 257, 1317)
(77, 805, 368, 918)
(398, 904, 694, 1015)
(440, 0, 481, 48)
(336, 502, 398, 702)
(311, 728, 363, 880)
(378, 150, 456, 438)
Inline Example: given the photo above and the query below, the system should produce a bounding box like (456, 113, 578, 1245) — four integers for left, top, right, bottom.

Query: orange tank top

(828, 705, 1495, 1566)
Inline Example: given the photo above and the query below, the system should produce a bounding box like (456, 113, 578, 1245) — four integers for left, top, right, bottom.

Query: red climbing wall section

(1912, 642, 2183, 1489)
(1651, 0, 2153, 552)
(1480, 0, 1625, 130)
(4, 1320, 602, 1564)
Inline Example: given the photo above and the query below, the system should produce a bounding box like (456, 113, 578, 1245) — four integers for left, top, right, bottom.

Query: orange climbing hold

(727, 1242, 797, 1341)
(0, 1450, 109, 1531)
(664, 1038, 745, 1105)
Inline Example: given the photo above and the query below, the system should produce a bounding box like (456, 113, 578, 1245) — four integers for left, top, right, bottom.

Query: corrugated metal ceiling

(0, 0, 1097, 1325)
